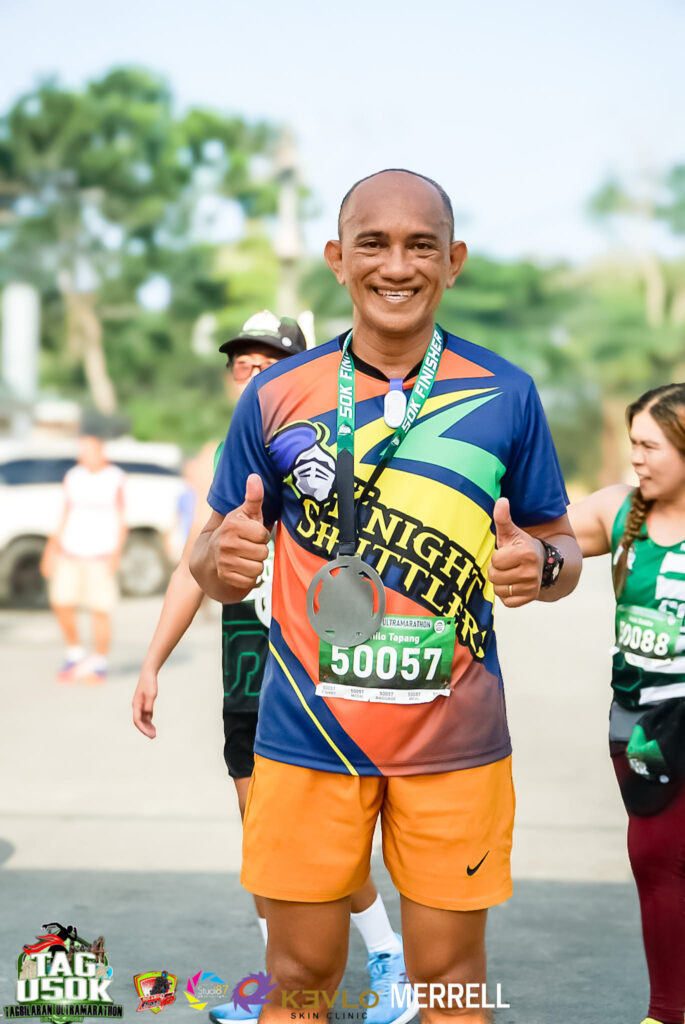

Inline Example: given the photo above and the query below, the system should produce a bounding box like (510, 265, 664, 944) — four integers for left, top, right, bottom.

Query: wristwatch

(539, 539, 564, 589)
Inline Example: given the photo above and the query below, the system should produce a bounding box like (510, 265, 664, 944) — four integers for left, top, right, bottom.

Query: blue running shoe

(365, 934, 418, 1024)
(56, 658, 83, 684)
(208, 1003, 259, 1024)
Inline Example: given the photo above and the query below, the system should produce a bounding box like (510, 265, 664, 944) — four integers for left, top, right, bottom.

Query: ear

(324, 239, 345, 284)
(446, 240, 468, 288)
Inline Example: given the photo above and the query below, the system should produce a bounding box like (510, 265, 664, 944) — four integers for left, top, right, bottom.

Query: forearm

(116, 521, 128, 556)
(51, 507, 69, 549)
(142, 560, 205, 673)
(189, 528, 252, 605)
(536, 534, 582, 602)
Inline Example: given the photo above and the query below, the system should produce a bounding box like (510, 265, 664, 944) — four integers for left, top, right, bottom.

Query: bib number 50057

(330, 644, 442, 682)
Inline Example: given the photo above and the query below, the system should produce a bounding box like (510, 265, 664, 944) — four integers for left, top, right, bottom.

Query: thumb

(493, 497, 520, 547)
(243, 473, 264, 522)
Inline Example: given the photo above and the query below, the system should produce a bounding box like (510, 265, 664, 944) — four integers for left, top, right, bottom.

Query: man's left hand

(488, 497, 544, 607)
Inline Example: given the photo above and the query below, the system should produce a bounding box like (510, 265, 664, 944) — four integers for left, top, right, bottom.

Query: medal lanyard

(336, 325, 444, 556)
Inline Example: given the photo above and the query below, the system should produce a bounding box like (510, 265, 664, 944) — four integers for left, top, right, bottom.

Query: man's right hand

(209, 474, 270, 594)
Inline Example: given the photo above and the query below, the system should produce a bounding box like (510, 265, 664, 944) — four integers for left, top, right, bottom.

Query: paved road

(0, 558, 650, 1022)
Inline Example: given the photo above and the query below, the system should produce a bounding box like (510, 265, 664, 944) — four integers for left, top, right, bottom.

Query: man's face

(223, 344, 280, 402)
(324, 172, 467, 340)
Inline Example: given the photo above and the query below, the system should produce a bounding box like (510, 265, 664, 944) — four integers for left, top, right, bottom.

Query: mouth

(373, 288, 418, 303)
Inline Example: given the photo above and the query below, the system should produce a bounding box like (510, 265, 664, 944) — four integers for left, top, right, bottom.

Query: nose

(379, 244, 413, 282)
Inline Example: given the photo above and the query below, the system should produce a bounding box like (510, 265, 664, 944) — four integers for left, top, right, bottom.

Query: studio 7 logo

(3, 922, 124, 1022)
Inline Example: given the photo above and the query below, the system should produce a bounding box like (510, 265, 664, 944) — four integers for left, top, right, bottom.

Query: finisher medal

(306, 554, 385, 648)
(306, 326, 444, 647)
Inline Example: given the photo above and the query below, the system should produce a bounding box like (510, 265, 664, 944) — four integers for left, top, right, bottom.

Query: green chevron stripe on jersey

(611, 492, 685, 709)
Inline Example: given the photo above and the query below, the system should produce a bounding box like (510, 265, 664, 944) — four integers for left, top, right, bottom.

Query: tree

(0, 67, 277, 414)
(586, 168, 685, 481)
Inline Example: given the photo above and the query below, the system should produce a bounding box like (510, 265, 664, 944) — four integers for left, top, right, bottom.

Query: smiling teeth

(378, 290, 414, 297)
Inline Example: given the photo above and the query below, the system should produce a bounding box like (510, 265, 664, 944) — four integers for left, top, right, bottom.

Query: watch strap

(539, 538, 564, 589)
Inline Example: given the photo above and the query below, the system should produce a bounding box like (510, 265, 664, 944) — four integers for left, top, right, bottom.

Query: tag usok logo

(17, 951, 112, 1003)
(4, 925, 123, 1022)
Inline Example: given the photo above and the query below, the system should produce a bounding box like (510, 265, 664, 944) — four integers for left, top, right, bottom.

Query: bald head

(338, 169, 454, 240)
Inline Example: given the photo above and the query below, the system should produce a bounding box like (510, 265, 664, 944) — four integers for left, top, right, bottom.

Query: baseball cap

(218, 310, 307, 362)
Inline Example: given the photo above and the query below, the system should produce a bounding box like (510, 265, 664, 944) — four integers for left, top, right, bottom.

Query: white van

(0, 438, 188, 606)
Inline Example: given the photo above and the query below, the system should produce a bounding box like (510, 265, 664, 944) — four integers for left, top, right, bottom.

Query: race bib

(316, 615, 455, 705)
(615, 605, 682, 661)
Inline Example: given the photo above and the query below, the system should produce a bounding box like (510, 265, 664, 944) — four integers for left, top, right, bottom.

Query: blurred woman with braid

(570, 383, 685, 1024)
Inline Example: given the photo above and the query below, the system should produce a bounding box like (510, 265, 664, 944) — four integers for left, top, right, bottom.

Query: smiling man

(191, 169, 582, 1024)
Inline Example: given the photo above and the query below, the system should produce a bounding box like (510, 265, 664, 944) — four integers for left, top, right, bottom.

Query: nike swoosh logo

(466, 851, 489, 876)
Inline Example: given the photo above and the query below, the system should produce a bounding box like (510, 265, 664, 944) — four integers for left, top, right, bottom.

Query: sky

(1, 0, 684, 263)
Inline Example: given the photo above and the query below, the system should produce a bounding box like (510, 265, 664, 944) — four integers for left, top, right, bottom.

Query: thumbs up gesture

(210, 473, 271, 595)
(488, 497, 544, 607)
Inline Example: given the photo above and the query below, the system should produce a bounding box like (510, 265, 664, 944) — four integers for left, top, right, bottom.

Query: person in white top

(41, 434, 127, 684)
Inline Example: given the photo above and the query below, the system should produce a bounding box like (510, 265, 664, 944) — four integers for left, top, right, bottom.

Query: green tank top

(610, 492, 685, 710)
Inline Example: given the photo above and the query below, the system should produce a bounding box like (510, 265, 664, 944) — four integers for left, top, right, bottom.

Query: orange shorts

(241, 754, 515, 912)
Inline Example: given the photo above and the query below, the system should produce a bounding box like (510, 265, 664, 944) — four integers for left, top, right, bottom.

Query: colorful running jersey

(209, 329, 568, 776)
(611, 492, 685, 710)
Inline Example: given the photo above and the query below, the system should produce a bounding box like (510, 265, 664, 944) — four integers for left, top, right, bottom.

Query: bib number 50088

(330, 644, 442, 682)
(617, 620, 670, 657)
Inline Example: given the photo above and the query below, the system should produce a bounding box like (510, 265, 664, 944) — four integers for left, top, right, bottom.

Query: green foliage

(438, 256, 604, 483)
(301, 258, 352, 319)
(660, 164, 685, 234)
(213, 229, 280, 343)
(125, 375, 232, 450)
(0, 66, 280, 444)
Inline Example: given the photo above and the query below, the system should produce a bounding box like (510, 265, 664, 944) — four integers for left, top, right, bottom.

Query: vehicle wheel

(0, 537, 49, 608)
(119, 532, 170, 597)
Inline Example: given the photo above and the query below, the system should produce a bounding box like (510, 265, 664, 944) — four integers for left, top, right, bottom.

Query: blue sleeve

(208, 380, 282, 528)
(501, 378, 569, 527)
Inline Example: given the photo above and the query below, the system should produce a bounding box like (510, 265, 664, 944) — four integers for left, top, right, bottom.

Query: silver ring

(508, 584, 513, 598)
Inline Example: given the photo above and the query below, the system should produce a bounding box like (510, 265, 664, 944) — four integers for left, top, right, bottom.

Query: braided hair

(613, 383, 685, 596)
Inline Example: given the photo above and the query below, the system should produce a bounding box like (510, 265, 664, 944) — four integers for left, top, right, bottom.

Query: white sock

(89, 654, 108, 672)
(351, 895, 401, 955)
(257, 917, 268, 946)
(66, 646, 86, 663)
